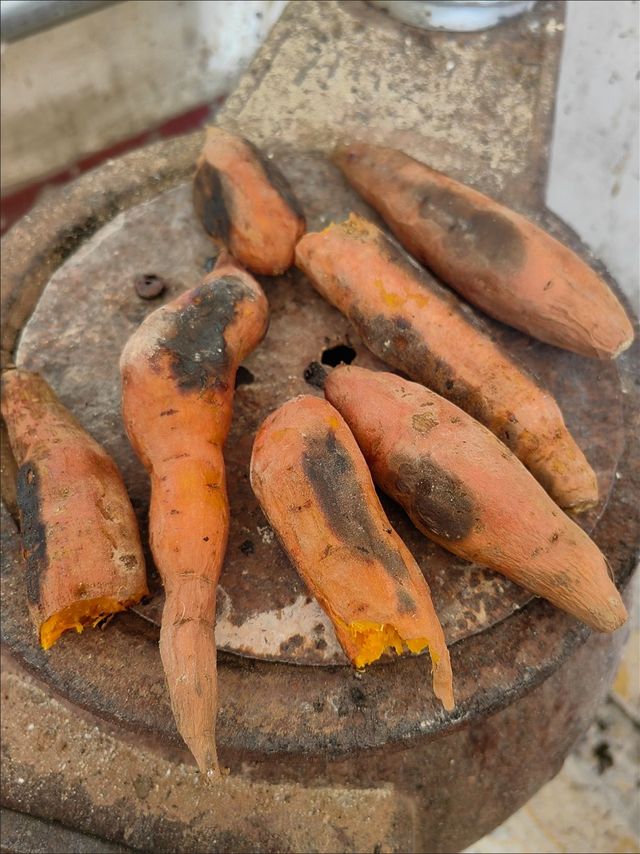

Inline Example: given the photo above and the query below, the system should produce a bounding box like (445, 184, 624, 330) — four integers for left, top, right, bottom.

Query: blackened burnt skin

(192, 161, 231, 244)
(349, 308, 492, 428)
(160, 276, 252, 392)
(392, 453, 475, 541)
(16, 463, 48, 604)
(417, 182, 526, 273)
(302, 429, 415, 611)
(244, 139, 306, 221)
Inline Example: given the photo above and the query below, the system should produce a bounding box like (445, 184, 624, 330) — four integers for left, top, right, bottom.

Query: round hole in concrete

(235, 366, 255, 387)
(320, 344, 356, 367)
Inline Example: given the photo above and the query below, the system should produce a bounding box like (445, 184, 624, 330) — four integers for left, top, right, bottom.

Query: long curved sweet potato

(193, 126, 306, 275)
(120, 254, 269, 776)
(250, 394, 454, 710)
(1, 369, 148, 650)
(334, 143, 633, 359)
(325, 366, 627, 633)
(295, 214, 597, 512)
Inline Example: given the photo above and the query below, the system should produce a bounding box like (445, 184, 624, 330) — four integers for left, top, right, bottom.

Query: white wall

(548, 0, 639, 309)
(0, 0, 287, 192)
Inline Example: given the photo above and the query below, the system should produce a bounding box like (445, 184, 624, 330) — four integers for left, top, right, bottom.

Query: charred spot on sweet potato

(16, 463, 48, 604)
(161, 276, 251, 392)
(417, 183, 525, 272)
(244, 138, 306, 221)
(392, 452, 475, 541)
(302, 429, 408, 582)
(193, 161, 231, 244)
(397, 588, 417, 614)
(350, 308, 491, 425)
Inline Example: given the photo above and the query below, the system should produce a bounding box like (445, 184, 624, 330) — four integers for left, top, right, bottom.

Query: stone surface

(217, 0, 561, 207)
(0, 808, 132, 854)
(0, 660, 416, 854)
(13, 171, 625, 664)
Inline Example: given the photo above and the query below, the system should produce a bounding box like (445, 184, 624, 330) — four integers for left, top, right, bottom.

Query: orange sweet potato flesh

(193, 126, 306, 275)
(1, 369, 148, 649)
(325, 366, 627, 634)
(250, 394, 454, 711)
(295, 214, 597, 512)
(120, 255, 269, 776)
(334, 143, 633, 359)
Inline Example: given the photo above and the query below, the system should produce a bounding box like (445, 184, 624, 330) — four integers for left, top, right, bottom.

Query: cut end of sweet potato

(346, 620, 431, 668)
(39, 595, 139, 650)
(344, 620, 454, 711)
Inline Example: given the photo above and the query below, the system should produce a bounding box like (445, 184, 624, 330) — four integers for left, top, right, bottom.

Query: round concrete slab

(13, 153, 624, 665)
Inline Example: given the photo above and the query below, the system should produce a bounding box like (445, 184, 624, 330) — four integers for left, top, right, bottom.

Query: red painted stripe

(1, 98, 222, 235)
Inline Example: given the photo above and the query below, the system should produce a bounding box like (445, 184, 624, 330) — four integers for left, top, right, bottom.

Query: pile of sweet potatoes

(1, 128, 632, 778)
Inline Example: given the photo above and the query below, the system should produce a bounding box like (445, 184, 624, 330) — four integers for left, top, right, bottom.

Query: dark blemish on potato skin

(243, 138, 306, 222)
(302, 429, 409, 583)
(349, 307, 492, 427)
(16, 463, 49, 605)
(374, 230, 517, 346)
(193, 161, 231, 244)
(397, 588, 417, 614)
(417, 182, 526, 272)
(390, 452, 475, 541)
(160, 276, 253, 392)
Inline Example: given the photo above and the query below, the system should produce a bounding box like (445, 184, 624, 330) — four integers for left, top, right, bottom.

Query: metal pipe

(1, 0, 123, 44)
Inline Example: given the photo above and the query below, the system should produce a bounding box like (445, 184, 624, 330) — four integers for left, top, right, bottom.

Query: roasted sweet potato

(120, 254, 269, 776)
(1, 369, 148, 650)
(193, 126, 306, 275)
(325, 366, 627, 633)
(250, 394, 454, 710)
(295, 214, 597, 512)
(334, 143, 634, 359)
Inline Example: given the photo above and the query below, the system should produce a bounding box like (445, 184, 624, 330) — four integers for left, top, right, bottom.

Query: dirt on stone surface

(0, 656, 415, 853)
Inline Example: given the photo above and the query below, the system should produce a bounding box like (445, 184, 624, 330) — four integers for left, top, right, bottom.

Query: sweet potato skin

(194, 126, 306, 275)
(325, 366, 626, 633)
(250, 394, 454, 711)
(334, 143, 633, 359)
(1, 369, 148, 648)
(295, 214, 597, 512)
(120, 256, 269, 775)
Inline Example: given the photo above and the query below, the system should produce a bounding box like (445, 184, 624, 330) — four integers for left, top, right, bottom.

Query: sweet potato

(325, 366, 627, 633)
(193, 126, 306, 275)
(295, 214, 597, 512)
(250, 394, 454, 710)
(334, 143, 634, 359)
(120, 254, 269, 776)
(1, 369, 148, 650)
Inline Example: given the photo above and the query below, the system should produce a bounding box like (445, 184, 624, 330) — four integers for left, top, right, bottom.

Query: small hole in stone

(321, 344, 356, 367)
(235, 366, 255, 387)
